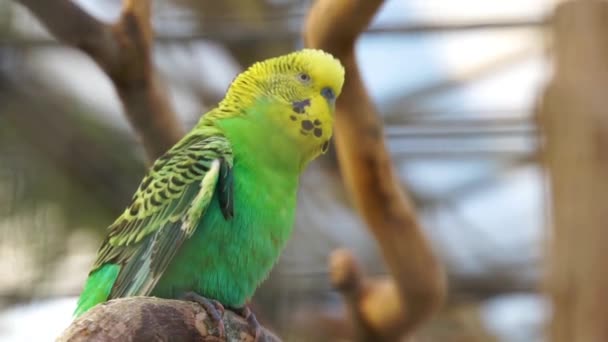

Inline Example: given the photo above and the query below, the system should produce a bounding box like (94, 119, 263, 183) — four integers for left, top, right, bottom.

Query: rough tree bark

(304, 0, 446, 340)
(17, 0, 184, 160)
(538, 1, 608, 341)
(57, 297, 279, 342)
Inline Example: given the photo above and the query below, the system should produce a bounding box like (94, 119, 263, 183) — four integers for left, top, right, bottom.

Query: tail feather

(73, 264, 120, 317)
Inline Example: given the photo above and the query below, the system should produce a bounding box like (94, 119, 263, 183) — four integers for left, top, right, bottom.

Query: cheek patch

(292, 99, 311, 114)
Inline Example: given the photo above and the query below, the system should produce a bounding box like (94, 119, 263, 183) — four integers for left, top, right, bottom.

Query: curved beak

(321, 87, 336, 107)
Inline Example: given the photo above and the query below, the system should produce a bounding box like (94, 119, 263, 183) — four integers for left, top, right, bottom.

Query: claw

(233, 305, 266, 342)
(182, 292, 225, 338)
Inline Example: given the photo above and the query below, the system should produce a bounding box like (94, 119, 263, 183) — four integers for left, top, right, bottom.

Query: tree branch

(305, 0, 446, 340)
(16, 0, 184, 160)
(538, 1, 608, 341)
(57, 297, 280, 342)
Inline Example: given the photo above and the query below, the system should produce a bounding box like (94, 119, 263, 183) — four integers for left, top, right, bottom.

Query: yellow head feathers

(192, 49, 346, 172)
(219, 49, 345, 112)
(213, 49, 345, 164)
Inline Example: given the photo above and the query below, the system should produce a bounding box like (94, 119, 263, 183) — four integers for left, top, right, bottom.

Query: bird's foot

(232, 305, 266, 342)
(182, 292, 225, 338)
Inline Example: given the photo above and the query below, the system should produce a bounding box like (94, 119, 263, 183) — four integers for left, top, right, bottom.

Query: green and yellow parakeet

(74, 49, 345, 338)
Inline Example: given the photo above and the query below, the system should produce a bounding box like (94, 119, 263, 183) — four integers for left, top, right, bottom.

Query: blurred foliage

(0, 75, 146, 231)
(0, 53, 148, 304)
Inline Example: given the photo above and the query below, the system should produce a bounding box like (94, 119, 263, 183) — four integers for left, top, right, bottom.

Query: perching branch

(305, 0, 446, 340)
(16, 0, 184, 160)
(57, 297, 280, 342)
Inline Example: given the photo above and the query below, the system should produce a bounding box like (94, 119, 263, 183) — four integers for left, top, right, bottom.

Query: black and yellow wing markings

(91, 133, 234, 298)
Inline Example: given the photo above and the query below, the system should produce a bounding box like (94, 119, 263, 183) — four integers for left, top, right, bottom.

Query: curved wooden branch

(16, 0, 184, 160)
(330, 249, 406, 341)
(305, 0, 446, 340)
(57, 297, 281, 342)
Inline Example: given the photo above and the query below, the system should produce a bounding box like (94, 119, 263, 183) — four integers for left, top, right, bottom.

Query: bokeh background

(0, 0, 555, 341)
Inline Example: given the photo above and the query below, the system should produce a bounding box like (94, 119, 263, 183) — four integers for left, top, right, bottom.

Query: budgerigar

(74, 49, 345, 339)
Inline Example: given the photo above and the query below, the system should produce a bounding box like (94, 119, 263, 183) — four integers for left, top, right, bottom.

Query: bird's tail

(73, 264, 120, 317)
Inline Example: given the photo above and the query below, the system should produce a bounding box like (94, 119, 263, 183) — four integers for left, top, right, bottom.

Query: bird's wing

(92, 133, 233, 298)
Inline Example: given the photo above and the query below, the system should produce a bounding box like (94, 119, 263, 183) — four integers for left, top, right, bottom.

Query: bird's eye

(297, 73, 311, 83)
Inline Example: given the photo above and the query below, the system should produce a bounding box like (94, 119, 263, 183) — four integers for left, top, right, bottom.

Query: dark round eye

(297, 73, 311, 83)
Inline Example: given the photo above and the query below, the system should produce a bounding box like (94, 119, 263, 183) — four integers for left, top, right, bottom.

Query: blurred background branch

(539, 1, 608, 341)
(0, 17, 547, 48)
(16, 0, 183, 160)
(305, 0, 445, 340)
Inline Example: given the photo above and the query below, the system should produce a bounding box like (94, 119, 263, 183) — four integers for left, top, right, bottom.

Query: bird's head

(218, 49, 345, 163)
